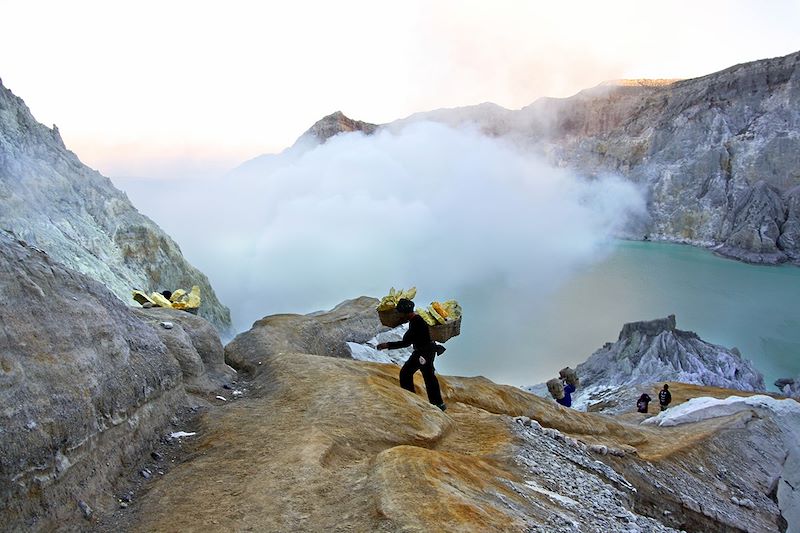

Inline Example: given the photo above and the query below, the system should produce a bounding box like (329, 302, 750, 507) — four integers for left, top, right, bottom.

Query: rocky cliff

(0, 230, 234, 531)
(520, 51, 800, 264)
(0, 79, 232, 333)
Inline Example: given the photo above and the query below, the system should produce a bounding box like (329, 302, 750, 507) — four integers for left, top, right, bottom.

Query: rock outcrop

(775, 376, 800, 398)
(224, 296, 385, 373)
(111, 344, 798, 532)
(131, 307, 236, 393)
(575, 315, 765, 394)
(0, 80, 232, 333)
(0, 231, 236, 531)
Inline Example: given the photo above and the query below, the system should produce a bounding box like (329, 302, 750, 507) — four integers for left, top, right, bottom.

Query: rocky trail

(89, 352, 794, 533)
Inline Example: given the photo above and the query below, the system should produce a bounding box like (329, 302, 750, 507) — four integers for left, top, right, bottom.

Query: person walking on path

(658, 384, 672, 411)
(377, 298, 447, 411)
(637, 393, 652, 413)
(556, 380, 576, 408)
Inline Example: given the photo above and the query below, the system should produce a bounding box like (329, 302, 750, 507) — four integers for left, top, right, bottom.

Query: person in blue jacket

(556, 380, 576, 408)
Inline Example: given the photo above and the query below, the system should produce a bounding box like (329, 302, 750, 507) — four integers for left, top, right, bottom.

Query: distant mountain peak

(303, 110, 378, 143)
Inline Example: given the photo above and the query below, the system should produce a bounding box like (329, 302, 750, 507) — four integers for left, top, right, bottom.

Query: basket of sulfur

(376, 287, 462, 342)
(377, 287, 418, 327)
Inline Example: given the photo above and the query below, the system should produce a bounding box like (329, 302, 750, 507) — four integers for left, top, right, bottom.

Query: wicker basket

(378, 308, 407, 327)
(429, 316, 461, 342)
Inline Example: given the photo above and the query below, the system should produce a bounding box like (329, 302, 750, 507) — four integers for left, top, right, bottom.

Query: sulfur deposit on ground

(113, 351, 792, 533)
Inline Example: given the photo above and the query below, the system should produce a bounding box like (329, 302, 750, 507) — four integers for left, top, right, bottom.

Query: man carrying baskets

(377, 298, 447, 411)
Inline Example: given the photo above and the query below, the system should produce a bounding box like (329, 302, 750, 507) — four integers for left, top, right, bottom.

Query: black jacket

(659, 389, 672, 406)
(386, 315, 437, 355)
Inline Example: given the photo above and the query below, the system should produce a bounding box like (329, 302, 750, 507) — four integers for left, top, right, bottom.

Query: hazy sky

(1, 0, 798, 179)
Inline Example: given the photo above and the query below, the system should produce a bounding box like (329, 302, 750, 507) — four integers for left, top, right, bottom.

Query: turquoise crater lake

(437, 241, 800, 390)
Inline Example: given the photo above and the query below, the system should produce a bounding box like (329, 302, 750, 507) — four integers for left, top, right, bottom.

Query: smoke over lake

(115, 122, 646, 384)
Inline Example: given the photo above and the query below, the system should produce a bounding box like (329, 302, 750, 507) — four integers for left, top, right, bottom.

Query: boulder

(224, 296, 384, 373)
(132, 307, 236, 393)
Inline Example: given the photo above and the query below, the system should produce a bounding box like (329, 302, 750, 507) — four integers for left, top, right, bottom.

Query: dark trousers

(399, 353, 443, 405)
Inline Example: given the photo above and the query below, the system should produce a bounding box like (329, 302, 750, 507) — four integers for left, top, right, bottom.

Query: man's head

(663, 384, 669, 390)
(396, 298, 415, 315)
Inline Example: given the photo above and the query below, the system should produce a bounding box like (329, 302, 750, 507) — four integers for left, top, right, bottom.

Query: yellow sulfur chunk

(428, 305, 447, 325)
(417, 309, 437, 326)
(431, 301, 448, 319)
(184, 286, 201, 309)
(150, 292, 173, 308)
(132, 290, 154, 306)
(169, 289, 187, 302)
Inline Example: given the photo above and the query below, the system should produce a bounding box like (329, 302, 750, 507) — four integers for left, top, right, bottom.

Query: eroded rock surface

(114, 346, 796, 532)
(132, 307, 236, 393)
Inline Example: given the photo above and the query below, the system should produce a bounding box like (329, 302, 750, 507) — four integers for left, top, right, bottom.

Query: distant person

(637, 393, 652, 413)
(659, 384, 672, 411)
(161, 290, 172, 300)
(556, 380, 576, 408)
(377, 298, 447, 411)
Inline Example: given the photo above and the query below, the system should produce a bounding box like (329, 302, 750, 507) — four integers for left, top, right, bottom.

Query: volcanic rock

(120, 347, 796, 532)
(575, 315, 765, 393)
(224, 296, 385, 373)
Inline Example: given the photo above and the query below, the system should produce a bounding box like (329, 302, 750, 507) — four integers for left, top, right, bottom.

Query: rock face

(501, 52, 800, 263)
(0, 230, 238, 530)
(0, 80, 232, 333)
(575, 315, 766, 394)
(0, 231, 187, 531)
(776, 376, 800, 398)
(224, 296, 385, 373)
(121, 344, 797, 532)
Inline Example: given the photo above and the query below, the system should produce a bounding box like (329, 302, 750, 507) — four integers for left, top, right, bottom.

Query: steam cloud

(120, 122, 646, 384)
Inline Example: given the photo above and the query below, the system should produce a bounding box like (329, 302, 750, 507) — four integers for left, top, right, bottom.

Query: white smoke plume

(118, 121, 646, 384)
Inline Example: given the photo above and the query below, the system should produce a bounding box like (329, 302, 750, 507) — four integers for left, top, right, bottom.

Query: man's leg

(420, 362, 444, 406)
(399, 357, 418, 393)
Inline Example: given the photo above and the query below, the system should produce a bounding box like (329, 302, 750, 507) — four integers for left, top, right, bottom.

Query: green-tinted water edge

(439, 240, 800, 390)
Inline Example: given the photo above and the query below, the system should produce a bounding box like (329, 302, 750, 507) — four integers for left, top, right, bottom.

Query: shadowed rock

(0, 231, 186, 531)
(132, 307, 236, 393)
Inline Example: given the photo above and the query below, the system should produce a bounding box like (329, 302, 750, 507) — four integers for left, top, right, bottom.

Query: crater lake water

(435, 240, 800, 391)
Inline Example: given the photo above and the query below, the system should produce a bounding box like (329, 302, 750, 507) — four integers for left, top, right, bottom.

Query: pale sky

(1, 0, 798, 180)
